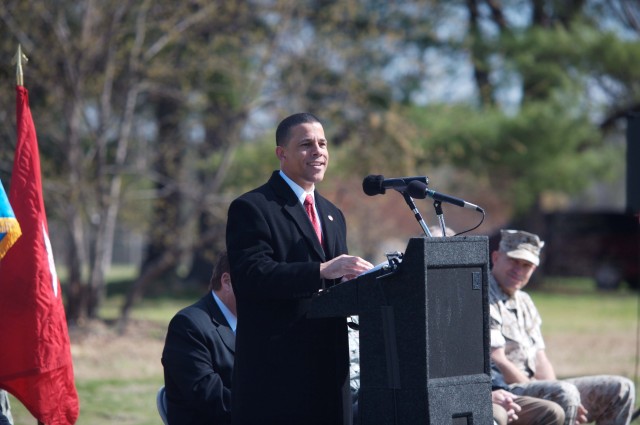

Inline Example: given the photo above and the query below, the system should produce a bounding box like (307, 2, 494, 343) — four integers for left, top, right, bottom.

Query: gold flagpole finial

(12, 44, 29, 86)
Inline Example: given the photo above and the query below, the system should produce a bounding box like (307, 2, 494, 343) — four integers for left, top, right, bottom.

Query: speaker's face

(491, 251, 536, 295)
(276, 122, 329, 192)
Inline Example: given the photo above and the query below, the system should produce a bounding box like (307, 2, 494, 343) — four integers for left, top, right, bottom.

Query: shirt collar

(489, 273, 513, 303)
(211, 290, 237, 333)
(279, 170, 314, 204)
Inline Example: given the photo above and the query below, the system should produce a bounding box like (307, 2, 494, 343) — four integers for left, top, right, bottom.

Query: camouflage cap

(499, 229, 545, 266)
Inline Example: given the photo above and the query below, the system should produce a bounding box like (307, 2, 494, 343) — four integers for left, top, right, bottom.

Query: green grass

(6, 265, 193, 425)
(8, 378, 165, 425)
(530, 277, 640, 416)
(75, 378, 164, 425)
(533, 278, 639, 334)
(6, 276, 640, 423)
(99, 294, 193, 323)
(536, 293, 638, 332)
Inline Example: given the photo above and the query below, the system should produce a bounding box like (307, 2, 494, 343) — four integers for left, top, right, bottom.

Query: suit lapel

(204, 294, 236, 353)
(315, 193, 337, 258)
(269, 172, 326, 260)
(215, 325, 236, 354)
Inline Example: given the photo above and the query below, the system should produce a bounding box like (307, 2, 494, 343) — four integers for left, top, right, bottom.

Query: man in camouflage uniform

(489, 229, 636, 425)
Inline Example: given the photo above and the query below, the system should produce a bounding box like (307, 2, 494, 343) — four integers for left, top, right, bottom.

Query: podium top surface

(308, 236, 489, 318)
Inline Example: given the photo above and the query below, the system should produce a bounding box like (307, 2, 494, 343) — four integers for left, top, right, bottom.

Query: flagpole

(12, 44, 37, 425)
(13, 44, 28, 87)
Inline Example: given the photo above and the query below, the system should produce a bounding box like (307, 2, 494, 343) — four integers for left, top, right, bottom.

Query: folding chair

(156, 385, 169, 425)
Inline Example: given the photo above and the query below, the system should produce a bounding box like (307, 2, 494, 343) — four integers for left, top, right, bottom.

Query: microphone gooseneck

(406, 181, 484, 213)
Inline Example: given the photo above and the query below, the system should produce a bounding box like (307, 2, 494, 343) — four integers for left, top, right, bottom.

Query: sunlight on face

(491, 251, 537, 296)
(276, 122, 329, 192)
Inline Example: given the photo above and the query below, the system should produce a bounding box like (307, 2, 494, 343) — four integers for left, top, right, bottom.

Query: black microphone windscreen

(362, 175, 385, 196)
(406, 180, 428, 199)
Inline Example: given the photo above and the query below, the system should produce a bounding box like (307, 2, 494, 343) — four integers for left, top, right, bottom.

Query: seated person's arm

(533, 349, 556, 381)
(491, 347, 532, 384)
(492, 389, 521, 421)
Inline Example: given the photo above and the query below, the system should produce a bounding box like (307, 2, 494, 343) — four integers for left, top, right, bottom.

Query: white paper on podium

(358, 261, 390, 277)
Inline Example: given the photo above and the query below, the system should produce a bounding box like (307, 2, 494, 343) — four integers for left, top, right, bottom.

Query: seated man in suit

(161, 251, 236, 425)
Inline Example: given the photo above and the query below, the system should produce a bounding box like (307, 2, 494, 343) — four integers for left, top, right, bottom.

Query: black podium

(309, 236, 493, 425)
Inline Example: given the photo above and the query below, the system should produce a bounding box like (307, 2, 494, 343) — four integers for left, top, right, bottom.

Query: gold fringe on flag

(0, 217, 22, 259)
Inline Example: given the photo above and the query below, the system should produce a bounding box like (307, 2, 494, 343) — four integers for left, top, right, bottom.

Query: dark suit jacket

(162, 294, 235, 425)
(226, 171, 352, 425)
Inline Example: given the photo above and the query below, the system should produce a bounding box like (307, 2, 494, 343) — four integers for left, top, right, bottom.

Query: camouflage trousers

(508, 375, 635, 425)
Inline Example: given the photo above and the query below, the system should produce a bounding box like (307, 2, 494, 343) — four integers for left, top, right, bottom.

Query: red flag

(0, 86, 79, 424)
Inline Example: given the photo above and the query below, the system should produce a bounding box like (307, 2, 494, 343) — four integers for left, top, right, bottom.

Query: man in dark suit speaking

(226, 112, 373, 425)
(162, 252, 236, 425)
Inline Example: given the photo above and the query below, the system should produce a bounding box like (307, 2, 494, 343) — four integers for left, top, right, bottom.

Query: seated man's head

(209, 251, 236, 315)
(491, 229, 544, 295)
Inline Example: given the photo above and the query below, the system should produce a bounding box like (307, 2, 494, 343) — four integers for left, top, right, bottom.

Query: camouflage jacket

(488, 274, 545, 378)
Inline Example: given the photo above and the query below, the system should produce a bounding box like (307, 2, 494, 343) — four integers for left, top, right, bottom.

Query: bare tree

(2, 0, 639, 330)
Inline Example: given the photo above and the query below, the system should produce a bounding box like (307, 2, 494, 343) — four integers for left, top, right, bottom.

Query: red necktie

(304, 194, 322, 244)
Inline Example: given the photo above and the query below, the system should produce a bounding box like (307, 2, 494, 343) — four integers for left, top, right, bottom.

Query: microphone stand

(401, 191, 432, 237)
(433, 200, 447, 237)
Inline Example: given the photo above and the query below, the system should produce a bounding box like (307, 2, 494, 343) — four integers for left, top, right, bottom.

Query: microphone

(406, 180, 484, 212)
(362, 174, 429, 196)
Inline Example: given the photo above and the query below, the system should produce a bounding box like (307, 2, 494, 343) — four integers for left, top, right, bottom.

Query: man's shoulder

(514, 289, 535, 304)
(235, 182, 272, 200)
(316, 192, 340, 210)
(170, 296, 213, 324)
(515, 290, 539, 316)
(232, 172, 287, 204)
(487, 274, 504, 303)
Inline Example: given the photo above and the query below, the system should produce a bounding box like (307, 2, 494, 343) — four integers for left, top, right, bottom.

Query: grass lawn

(6, 277, 640, 424)
(532, 278, 639, 380)
(6, 277, 192, 425)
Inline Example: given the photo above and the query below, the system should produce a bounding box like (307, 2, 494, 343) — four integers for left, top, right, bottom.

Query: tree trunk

(466, 0, 495, 107)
